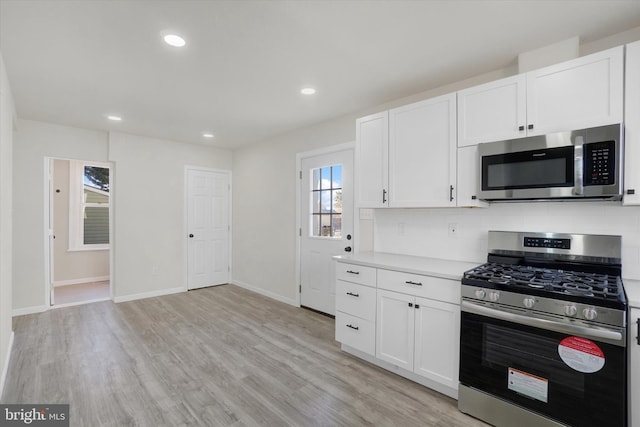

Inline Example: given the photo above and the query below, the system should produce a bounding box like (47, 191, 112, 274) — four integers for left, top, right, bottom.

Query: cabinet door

(526, 46, 623, 136)
(456, 145, 487, 207)
(376, 290, 414, 370)
(413, 297, 460, 390)
(388, 93, 456, 207)
(624, 41, 640, 205)
(630, 308, 640, 427)
(457, 74, 527, 146)
(356, 111, 388, 208)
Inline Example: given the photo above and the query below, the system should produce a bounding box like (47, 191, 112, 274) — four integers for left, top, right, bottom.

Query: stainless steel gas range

(458, 231, 627, 427)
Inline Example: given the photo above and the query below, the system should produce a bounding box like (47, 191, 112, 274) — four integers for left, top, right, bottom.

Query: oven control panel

(524, 237, 571, 249)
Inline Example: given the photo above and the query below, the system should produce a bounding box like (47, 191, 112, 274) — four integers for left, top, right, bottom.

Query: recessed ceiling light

(202, 132, 214, 138)
(107, 115, 122, 122)
(300, 87, 316, 95)
(164, 34, 186, 47)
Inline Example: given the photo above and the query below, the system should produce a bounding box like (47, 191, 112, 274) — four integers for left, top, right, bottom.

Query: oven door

(459, 303, 627, 427)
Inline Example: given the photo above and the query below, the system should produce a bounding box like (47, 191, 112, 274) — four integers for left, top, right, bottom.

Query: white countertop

(334, 251, 479, 281)
(625, 279, 640, 308)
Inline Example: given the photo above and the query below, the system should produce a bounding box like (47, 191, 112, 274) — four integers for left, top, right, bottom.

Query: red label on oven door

(558, 336, 605, 373)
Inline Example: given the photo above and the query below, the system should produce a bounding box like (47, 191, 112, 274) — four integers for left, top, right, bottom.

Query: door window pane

(310, 164, 342, 237)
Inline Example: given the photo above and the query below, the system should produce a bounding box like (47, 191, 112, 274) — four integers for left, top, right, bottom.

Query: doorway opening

(47, 158, 112, 307)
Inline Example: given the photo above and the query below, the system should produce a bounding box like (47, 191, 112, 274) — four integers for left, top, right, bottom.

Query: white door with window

(300, 148, 353, 315)
(187, 168, 230, 290)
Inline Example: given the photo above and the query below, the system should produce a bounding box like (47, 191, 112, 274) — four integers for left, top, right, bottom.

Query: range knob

(523, 297, 536, 309)
(475, 289, 486, 299)
(488, 291, 500, 302)
(583, 307, 598, 321)
(564, 304, 578, 316)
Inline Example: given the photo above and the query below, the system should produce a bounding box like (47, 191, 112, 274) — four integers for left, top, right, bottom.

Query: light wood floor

(54, 280, 111, 306)
(2, 285, 487, 426)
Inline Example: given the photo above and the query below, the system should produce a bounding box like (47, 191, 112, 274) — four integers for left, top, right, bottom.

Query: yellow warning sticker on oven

(558, 336, 605, 373)
(507, 367, 549, 403)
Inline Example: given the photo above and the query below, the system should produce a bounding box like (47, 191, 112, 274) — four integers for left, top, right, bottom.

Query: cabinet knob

(528, 124, 534, 130)
(382, 189, 387, 204)
(449, 185, 454, 202)
(408, 302, 413, 308)
(627, 189, 636, 195)
(518, 125, 525, 131)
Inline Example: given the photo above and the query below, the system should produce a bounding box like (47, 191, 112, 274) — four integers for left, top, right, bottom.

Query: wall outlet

(448, 223, 458, 237)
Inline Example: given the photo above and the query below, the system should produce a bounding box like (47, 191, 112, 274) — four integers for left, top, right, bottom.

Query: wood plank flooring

(2, 285, 487, 426)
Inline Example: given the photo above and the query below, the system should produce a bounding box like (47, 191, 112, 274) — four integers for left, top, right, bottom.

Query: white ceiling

(1, 1, 640, 150)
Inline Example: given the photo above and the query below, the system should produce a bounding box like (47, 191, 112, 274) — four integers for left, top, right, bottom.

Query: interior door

(300, 148, 353, 315)
(187, 168, 230, 290)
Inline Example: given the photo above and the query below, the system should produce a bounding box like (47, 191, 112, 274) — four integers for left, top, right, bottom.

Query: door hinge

(299, 228, 302, 237)
(299, 284, 302, 293)
(228, 266, 230, 272)
(299, 170, 302, 179)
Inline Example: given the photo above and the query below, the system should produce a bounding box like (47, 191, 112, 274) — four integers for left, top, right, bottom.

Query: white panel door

(300, 148, 353, 315)
(376, 289, 414, 371)
(413, 297, 460, 390)
(187, 169, 230, 290)
(388, 93, 457, 207)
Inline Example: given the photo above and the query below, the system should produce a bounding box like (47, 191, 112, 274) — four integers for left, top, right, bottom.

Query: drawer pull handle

(405, 280, 422, 286)
(346, 270, 360, 275)
(346, 292, 360, 297)
(346, 324, 359, 330)
(637, 318, 640, 345)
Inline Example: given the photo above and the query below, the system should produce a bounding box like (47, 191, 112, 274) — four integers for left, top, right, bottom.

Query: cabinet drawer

(335, 311, 375, 355)
(377, 269, 460, 304)
(336, 262, 376, 286)
(336, 281, 376, 321)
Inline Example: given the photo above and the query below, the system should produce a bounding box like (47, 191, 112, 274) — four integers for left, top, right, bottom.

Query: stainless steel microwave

(478, 124, 623, 201)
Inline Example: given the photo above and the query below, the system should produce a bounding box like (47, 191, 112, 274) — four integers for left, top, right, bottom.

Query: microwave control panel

(584, 140, 615, 186)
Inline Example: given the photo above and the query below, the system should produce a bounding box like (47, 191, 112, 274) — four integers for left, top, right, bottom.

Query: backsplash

(373, 202, 640, 280)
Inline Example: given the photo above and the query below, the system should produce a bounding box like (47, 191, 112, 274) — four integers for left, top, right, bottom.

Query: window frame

(309, 164, 343, 239)
(68, 160, 111, 251)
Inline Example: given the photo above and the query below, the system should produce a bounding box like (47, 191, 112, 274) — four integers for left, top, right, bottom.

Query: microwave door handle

(575, 137, 584, 195)
(461, 300, 624, 346)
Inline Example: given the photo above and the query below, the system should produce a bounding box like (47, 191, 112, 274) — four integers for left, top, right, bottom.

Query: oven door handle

(461, 301, 625, 346)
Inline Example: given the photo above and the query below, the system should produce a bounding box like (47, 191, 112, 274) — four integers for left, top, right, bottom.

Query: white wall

(13, 120, 109, 312)
(374, 203, 640, 280)
(52, 159, 109, 284)
(108, 132, 232, 300)
(0, 51, 16, 395)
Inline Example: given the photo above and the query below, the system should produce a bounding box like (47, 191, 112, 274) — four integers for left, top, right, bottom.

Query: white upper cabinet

(624, 40, 640, 206)
(356, 111, 389, 208)
(457, 75, 527, 147)
(526, 46, 623, 136)
(389, 94, 457, 207)
(456, 145, 487, 207)
(457, 46, 623, 146)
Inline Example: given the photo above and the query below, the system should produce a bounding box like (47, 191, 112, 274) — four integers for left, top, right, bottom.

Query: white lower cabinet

(335, 259, 461, 399)
(630, 307, 639, 427)
(376, 289, 460, 391)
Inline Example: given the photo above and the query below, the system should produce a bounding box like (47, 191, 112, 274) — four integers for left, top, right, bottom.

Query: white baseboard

(0, 330, 14, 398)
(231, 280, 298, 307)
(113, 286, 184, 303)
(53, 275, 110, 287)
(12, 305, 48, 317)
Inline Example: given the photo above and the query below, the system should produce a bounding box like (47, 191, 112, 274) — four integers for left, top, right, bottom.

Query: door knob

(189, 234, 194, 238)
(344, 246, 352, 252)
(346, 234, 352, 240)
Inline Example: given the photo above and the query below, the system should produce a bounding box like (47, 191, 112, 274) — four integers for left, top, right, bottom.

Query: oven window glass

(459, 311, 626, 426)
(482, 146, 574, 190)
